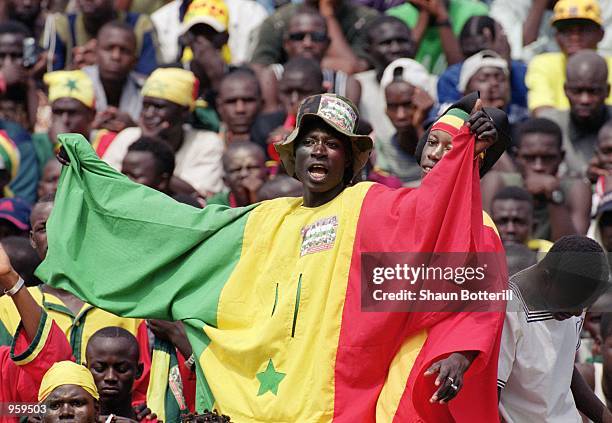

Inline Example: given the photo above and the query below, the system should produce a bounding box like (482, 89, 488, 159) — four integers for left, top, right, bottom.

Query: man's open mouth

(308, 164, 328, 181)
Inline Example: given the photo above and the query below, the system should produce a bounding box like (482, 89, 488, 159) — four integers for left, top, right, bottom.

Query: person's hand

(0, 60, 28, 86)
(93, 107, 136, 132)
(71, 39, 97, 70)
(524, 170, 560, 199)
(319, 0, 338, 17)
(587, 153, 609, 184)
(424, 351, 476, 404)
(147, 319, 186, 344)
(191, 35, 225, 88)
(467, 99, 497, 157)
(133, 404, 157, 421)
(56, 145, 70, 166)
(0, 243, 18, 291)
(411, 87, 434, 127)
(409, 0, 448, 21)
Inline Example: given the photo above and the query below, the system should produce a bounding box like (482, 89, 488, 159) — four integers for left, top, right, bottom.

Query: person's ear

(214, 31, 230, 49)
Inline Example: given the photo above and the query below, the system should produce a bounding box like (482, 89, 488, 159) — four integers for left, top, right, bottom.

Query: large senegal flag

(37, 128, 505, 422)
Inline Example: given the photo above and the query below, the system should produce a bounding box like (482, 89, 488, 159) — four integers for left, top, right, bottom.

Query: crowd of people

(0, 0, 612, 421)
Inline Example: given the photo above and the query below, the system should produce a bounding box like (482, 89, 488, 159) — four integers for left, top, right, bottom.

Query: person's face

(466, 67, 510, 109)
(515, 133, 563, 176)
(596, 126, 612, 171)
(140, 97, 185, 135)
(368, 22, 414, 68)
(283, 14, 329, 61)
(491, 199, 533, 245)
(86, 337, 141, 405)
(217, 78, 261, 135)
(29, 202, 52, 260)
(37, 160, 62, 199)
(223, 147, 267, 195)
(121, 151, 167, 192)
(279, 71, 322, 116)
(96, 27, 136, 82)
(385, 82, 416, 132)
(554, 20, 604, 55)
(8, 0, 41, 22)
(42, 385, 98, 423)
(0, 33, 25, 71)
(50, 98, 94, 139)
(565, 76, 609, 123)
(76, 0, 113, 16)
(294, 126, 350, 195)
(420, 129, 453, 176)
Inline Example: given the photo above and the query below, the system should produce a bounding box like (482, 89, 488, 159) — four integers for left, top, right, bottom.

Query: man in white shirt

(498, 235, 612, 423)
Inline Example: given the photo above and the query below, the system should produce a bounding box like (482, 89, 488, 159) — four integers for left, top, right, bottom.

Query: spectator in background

(526, 0, 612, 115)
(379, 58, 435, 185)
(217, 68, 263, 144)
(0, 197, 30, 239)
(102, 68, 225, 197)
(0, 118, 38, 204)
(436, 16, 528, 125)
(587, 121, 612, 211)
(250, 0, 378, 74)
(540, 50, 611, 177)
(482, 118, 591, 241)
(251, 57, 325, 162)
(490, 186, 553, 253)
(3, 0, 47, 39)
(0, 130, 20, 198)
(258, 7, 362, 111)
(42, 0, 159, 75)
(152, 0, 268, 65)
(0, 21, 39, 131)
(207, 141, 267, 207)
(121, 137, 175, 196)
(83, 21, 144, 132)
(354, 16, 416, 150)
(386, 0, 488, 75)
(37, 159, 62, 199)
(256, 174, 303, 200)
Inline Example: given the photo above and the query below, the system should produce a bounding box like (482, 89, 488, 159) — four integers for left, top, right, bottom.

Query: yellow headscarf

(141, 68, 199, 111)
(43, 70, 95, 109)
(38, 361, 100, 402)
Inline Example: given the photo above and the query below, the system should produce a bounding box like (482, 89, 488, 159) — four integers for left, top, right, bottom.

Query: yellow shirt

(526, 52, 612, 111)
(0, 286, 141, 363)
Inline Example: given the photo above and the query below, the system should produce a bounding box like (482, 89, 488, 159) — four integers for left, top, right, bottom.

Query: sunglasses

(287, 31, 328, 42)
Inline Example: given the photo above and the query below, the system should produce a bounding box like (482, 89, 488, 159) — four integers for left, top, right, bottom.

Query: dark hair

(364, 16, 408, 43)
(600, 211, 612, 228)
(87, 326, 140, 358)
(127, 137, 176, 177)
(459, 15, 496, 43)
(220, 66, 262, 98)
(517, 118, 563, 149)
(97, 20, 136, 42)
(283, 57, 323, 87)
(288, 6, 327, 33)
(222, 140, 265, 172)
(493, 186, 534, 208)
(0, 20, 32, 38)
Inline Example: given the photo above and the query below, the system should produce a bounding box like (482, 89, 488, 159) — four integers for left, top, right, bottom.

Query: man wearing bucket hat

(43, 93, 505, 421)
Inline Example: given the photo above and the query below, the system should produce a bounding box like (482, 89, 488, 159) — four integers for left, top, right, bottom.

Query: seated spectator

(83, 21, 145, 131)
(379, 59, 435, 185)
(121, 137, 175, 196)
(0, 235, 41, 287)
(436, 16, 528, 125)
(256, 174, 303, 201)
(259, 7, 361, 110)
(577, 313, 612, 408)
(386, 0, 488, 75)
(482, 118, 591, 241)
(37, 158, 62, 199)
(38, 70, 96, 167)
(0, 197, 30, 239)
(152, 0, 268, 65)
(42, 0, 159, 75)
(39, 361, 100, 423)
(207, 141, 267, 207)
(0, 118, 38, 203)
(0, 243, 72, 403)
(3, 0, 47, 39)
(102, 68, 225, 196)
(0, 21, 39, 130)
(250, 0, 378, 74)
(85, 327, 144, 421)
(459, 50, 510, 115)
(540, 50, 612, 176)
(526, 0, 612, 115)
(587, 121, 612, 211)
(354, 16, 416, 149)
(490, 186, 553, 253)
(251, 57, 325, 162)
(498, 235, 612, 423)
(217, 68, 262, 144)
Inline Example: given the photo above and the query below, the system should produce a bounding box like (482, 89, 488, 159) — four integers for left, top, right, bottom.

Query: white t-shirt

(498, 275, 583, 423)
(101, 125, 225, 196)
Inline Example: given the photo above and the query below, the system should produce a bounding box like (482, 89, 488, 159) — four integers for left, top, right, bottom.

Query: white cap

(380, 58, 438, 99)
(458, 50, 508, 93)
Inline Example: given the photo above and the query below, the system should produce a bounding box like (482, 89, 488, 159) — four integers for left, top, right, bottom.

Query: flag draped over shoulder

(37, 132, 505, 422)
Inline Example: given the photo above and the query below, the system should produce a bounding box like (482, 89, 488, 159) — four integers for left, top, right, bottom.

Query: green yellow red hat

(43, 70, 95, 109)
(0, 130, 20, 181)
(141, 68, 199, 111)
(551, 0, 602, 26)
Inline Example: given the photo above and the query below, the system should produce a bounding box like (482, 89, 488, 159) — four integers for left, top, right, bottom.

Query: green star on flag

(256, 359, 286, 396)
(65, 79, 79, 92)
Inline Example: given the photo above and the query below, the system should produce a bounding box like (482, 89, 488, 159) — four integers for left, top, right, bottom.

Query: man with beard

(540, 50, 612, 177)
